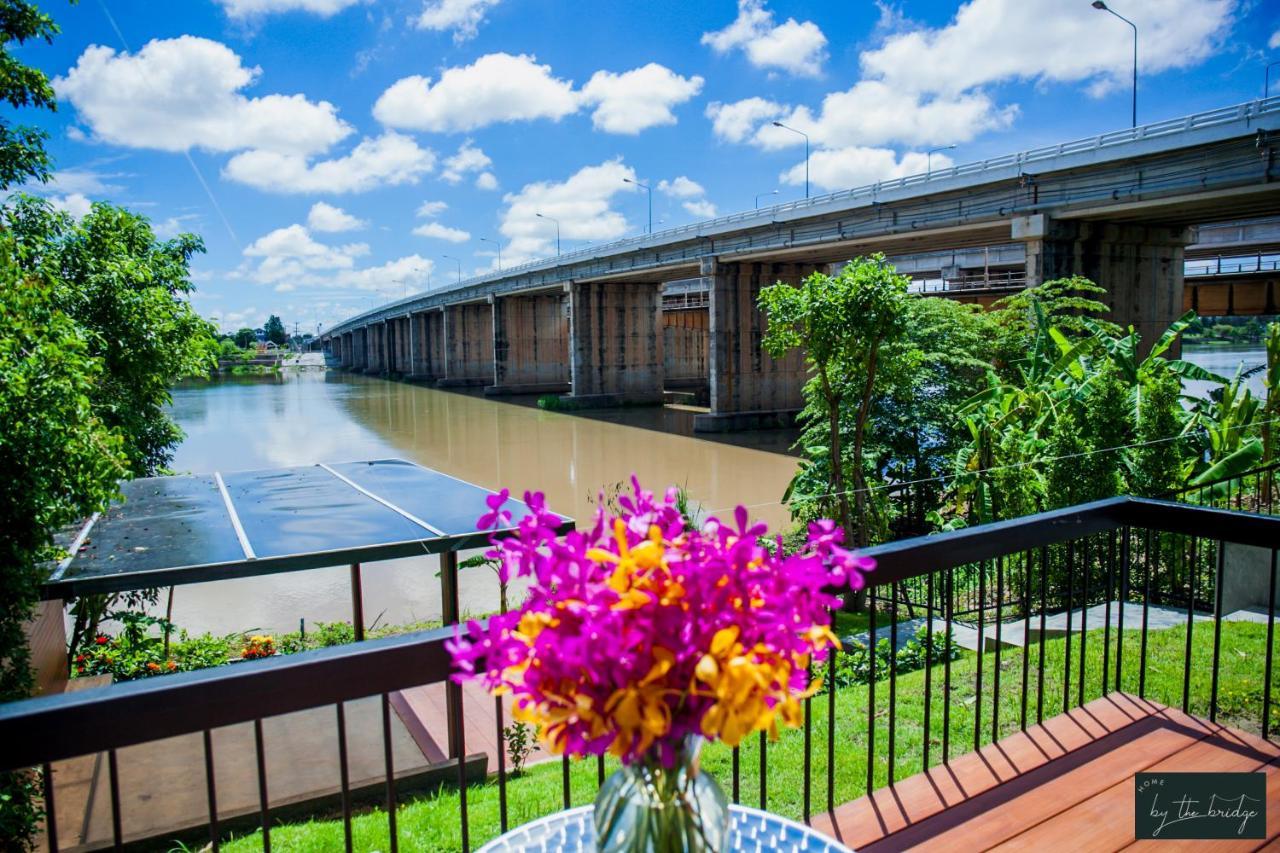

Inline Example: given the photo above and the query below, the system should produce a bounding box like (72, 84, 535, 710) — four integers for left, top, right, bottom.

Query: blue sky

(12, 0, 1280, 334)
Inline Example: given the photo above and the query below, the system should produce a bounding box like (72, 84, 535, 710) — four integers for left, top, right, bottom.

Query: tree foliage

(0, 0, 58, 189)
(264, 314, 287, 346)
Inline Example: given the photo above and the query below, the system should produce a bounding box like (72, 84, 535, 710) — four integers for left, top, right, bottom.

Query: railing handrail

(2, 496, 1277, 775)
(1166, 460, 1280, 497)
(0, 623, 456, 772)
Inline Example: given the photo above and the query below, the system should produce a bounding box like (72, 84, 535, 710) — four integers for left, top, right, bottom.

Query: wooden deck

(812, 693, 1279, 851)
(390, 680, 556, 774)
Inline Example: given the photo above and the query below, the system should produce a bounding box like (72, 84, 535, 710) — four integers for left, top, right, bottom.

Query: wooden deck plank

(813, 695, 1280, 852)
(810, 693, 1159, 850)
(996, 725, 1279, 852)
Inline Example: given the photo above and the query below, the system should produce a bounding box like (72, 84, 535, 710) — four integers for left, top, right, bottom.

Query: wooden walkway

(812, 693, 1280, 851)
(390, 680, 556, 774)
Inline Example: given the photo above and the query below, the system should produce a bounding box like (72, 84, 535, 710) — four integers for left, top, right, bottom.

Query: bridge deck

(812, 693, 1279, 851)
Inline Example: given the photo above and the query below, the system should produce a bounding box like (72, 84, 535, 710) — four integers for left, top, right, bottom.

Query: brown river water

(152, 371, 800, 635)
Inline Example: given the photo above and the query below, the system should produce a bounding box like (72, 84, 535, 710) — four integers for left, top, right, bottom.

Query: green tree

(264, 314, 287, 346)
(234, 326, 257, 349)
(4, 195, 218, 475)
(760, 255, 910, 554)
(0, 0, 58, 189)
(0, 245, 131, 846)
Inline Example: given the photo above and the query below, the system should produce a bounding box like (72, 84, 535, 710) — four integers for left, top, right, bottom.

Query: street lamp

(1267, 61, 1280, 99)
(772, 121, 809, 199)
(536, 212, 561, 255)
(755, 189, 778, 209)
(623, 177, 652, 234)
(479, 236, 503, 270)
(1091, 1, 1137, 128)
(442, 254, 461, 284)
(927, 144, 957, 175)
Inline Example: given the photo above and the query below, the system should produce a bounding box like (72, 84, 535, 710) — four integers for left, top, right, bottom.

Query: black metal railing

(0, 497, 1275, 851)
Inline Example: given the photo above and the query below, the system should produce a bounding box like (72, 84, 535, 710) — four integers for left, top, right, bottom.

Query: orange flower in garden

(146, 662, 161, 672)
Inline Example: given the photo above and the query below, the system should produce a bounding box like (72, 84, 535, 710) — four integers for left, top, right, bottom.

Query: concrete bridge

(320, 98, 1280, 431)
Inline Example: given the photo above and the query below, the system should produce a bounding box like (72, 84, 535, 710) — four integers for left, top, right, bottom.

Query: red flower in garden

(95, 635, 109, 645)
(75, 654, 86, 663)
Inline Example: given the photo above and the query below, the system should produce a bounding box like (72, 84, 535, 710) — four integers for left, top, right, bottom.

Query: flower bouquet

(449, 478, 872, 852)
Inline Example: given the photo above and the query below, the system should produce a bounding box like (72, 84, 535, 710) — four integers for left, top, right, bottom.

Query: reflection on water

(159, 373, 800, 635)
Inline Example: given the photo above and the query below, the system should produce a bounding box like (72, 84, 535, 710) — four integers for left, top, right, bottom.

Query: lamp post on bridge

(479, 236, 503, 271)
(772, 121, 809, 199)
(755, 189, 778, 209)
(927, 144, 957, 176)
(622, 177, 652, 234)
(442, 254, 461, 284)
(1267, 61, 1280, 99)
(1091, 1, 1138, 128)
(536, 212, 560, 255)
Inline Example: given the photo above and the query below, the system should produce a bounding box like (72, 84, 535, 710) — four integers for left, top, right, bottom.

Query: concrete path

(847, 601, 1276, 655)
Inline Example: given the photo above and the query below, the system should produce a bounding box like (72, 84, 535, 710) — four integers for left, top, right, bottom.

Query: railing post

(350, 563, 365, 642)
(440, 551, 462, 758)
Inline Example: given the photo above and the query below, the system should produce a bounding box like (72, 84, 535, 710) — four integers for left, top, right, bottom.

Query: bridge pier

(693, 259, 812, 432)
(1016, 215, 1190, 355)
(439, 302, 494, 387)
(489, 289, 571, 396)
(565, 280, 663, 405)
(408, 309, 444, 381)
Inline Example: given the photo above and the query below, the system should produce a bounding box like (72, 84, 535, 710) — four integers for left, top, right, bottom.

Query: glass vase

(593, 736, 730, 853)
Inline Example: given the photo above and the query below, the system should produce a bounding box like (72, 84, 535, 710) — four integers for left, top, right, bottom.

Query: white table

(475, 803, 855, 852)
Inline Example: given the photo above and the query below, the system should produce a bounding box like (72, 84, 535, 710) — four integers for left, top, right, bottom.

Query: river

(159, 374, 801, 636)
(1181, 343, 1268, 399)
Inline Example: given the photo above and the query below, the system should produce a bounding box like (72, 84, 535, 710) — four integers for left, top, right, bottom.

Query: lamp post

(1267, 61, 1280, 99)
(536, 212, 561, 255)
(623, 177, 652, 234)
(772, 121, 809, 199)
(479, 237, 503, 270)
(755, 189, 778, 209)
(442, 254, 461, 284)
(1091, 1, 1137, 128)
(927, 144, 957, 175)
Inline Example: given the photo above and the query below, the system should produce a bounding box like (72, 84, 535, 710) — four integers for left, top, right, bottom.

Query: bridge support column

(567, 280, 663, 405)
(693, 259, 811, 432)
(1015, 215, 1191, 355)
(408, 311, 439, 381)
(372, 321, 389, 375)
(488, 289, 571, 396)
(439, 302, 494, 387)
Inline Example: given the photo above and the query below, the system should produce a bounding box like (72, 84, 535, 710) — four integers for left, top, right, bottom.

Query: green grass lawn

(216, 620, 1276, 852)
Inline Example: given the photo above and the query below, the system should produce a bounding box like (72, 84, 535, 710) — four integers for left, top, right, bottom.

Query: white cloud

(780, 146, 949, 192)
(413, 0, 501, 42)
(412, 221, 470, 242)
(657, 176, 705, 199)
(153, 213, 201, 239)
(682, 199, 717, 218)
(701, 0, 828, 78)
(49, 193, 94, 220)
(215, 0, 361, 17)
(243, 223, 369, 285)
(755, 82, 1014, 150)
(475, 172, 498, 190)
(45, 166, 127, 195)
(307, 202, 366, 232)
(499, 159, 636, 264)
(706, 97, 785, 143)
(860, 0, 1234, 97)
(440, 140, 493, 184)
(579, 64, 703, 134)
(373, 53, 578, 133)
(1270, 29, 1280, 50)
(334, 255, 433, 293)
(416, 200, 448, 217)
(55, 37, 351, 156)
(223, 132, 435, 194)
